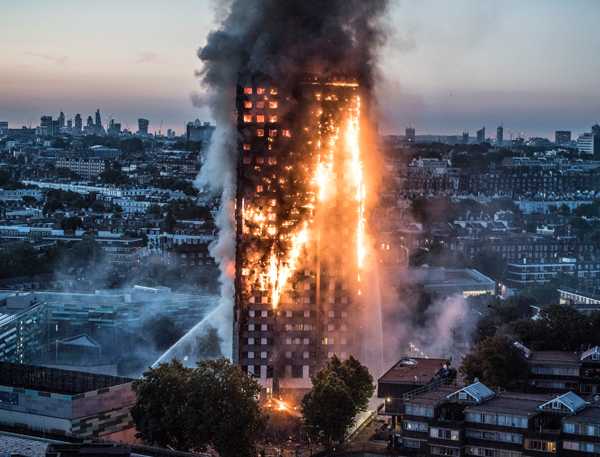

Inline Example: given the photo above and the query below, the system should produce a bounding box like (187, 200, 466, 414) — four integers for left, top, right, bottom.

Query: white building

(578, 133, 595, 155)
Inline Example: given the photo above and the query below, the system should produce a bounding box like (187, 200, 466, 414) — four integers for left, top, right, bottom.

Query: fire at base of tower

(233, 74, 366, 401)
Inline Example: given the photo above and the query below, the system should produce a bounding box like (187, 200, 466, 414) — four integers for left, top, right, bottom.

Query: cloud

(134, 52, 159, 63)
(22, 52, 68, 65)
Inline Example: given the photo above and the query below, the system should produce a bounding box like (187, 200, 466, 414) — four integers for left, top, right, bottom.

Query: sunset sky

(1, 0, 599, 139)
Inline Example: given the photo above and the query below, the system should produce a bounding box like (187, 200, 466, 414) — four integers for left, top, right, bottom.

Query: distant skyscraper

(555, 131, 571, 145)
(67, 119, 72, 131)
(462, 131, 469, 144)
(58, 111, 65, 129)
(187, 121, 215, 142)
(0, 122, 8, 134)
(138, 118, 149, 134)
(87, 116, 94, 127)
(476, 127, 485, 144)
(496, 126, 503, 147)
(405, 125, 415, 142)
(41, 116, 53, 137)
(95, 109, 101, 127)
(74, 114, 82, 132)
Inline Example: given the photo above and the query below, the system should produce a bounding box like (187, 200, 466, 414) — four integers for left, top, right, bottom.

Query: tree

(301, 371, 356, 447)
(301, 355, 374, 447)
(130, 360, 193, 451)
(131, 358, 266, 457)
(60, 216, 84, 231)
(186, 358, 267, 457)
(146, 203, 163, 216)
(558, 203, 571, 217)
(459, 335, 531, 392)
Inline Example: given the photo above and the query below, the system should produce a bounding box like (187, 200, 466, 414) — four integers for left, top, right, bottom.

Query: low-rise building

(0, 362, 135, 440)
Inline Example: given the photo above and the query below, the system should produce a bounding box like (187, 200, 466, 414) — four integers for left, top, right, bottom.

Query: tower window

(269, 130, 277, 137)
(243, 143, 251, 150)
(269, 116, 278, 123)
(243, 114, 252, 123)
(256, 101, 265, 109)
(257, 129, 264, 137)
(257, 88, 265, 94)
(244, 101, 252, 108)
(270, 102, 278, 109)
(270, 88, 278, 95)
(244, 88, 252, 94)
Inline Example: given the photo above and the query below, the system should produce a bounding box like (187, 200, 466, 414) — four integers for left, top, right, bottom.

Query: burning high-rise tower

(233, 74, 366, 399)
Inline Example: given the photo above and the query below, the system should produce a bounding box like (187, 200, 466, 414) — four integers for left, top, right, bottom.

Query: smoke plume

(194, 0, 390, 360)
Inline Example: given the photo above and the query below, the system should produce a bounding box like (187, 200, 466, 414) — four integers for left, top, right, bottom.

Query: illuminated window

(257, 115, 265, 123)
(270, 88, 278, 95)
(243, 114, 252, 123)
(270, 102, 278, 109)
(244, 101, 252, 108)
(268, 213, 276, 221)
(256, 101, 265, 109)
(269, 116, 278, 123)
(257, 129, 264, 137)
(243, 143, 251, 150)
(244, 87, 252, 94)
(256, 186, 263, 192)
(257, 88, 265, 94)
(269, 130, 277, 137)
(242, 268, 250, 275)
(256, 157, 264, 164)
(282, 130, 291, 137)
(268, 157, 277, 165)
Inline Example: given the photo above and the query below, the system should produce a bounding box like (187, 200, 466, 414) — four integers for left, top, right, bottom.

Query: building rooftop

(466, 392, 555, 416)
(529, 350, 580, 369)
(565, 404, 600, 424)
(0, 362, 133, 396)
(378, 357, 450, 384)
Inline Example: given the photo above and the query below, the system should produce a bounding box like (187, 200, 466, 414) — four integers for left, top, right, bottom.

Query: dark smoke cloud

(193, 0, 390, 359)
(198, 0, 389, 93)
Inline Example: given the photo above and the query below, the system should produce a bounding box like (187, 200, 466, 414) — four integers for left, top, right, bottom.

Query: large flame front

(240, 81, 364, 308)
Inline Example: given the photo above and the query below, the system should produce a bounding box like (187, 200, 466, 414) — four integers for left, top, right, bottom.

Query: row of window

(430, 427, 459, 441)
(465, 429, 522, 444)
(243, 87, 277, 95)
(564, 441, 600, 452)
(243, 114, 279, 123)
(564, 423, 599, 436)
(466, 447, 521, 457)
(244, 100, 278, 109)
(242, 156, 277, 164)
(465, 412, 528, 428)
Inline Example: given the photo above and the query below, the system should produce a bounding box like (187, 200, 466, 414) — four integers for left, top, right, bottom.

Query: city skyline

(1, 0, 600, 139)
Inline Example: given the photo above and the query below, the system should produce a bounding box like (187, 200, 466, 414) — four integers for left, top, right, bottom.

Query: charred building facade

(233, 74, 366, 399)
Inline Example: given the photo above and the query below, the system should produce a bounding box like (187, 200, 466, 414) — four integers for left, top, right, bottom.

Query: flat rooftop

(465, 392, 555, 416)
(565, 404, 600, 424)
(405, 385, 458, 405)
(0, 362, 133, 396)
(530, 350, 580, 368)
(379, 357, 450, 384)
